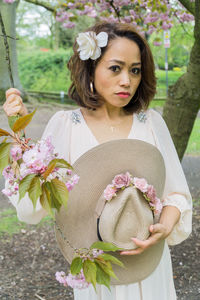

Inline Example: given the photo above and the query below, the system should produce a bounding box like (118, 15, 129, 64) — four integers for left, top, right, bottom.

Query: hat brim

(55, 139, 166, 285)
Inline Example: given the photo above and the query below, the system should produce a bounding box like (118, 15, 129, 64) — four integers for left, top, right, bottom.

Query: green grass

(186, 118, 200, 155)
(155, 70, 184, 97)
(0, 208, 53, 237)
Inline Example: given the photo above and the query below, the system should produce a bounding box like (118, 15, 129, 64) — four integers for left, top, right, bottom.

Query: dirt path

(0, 103, 199, 299)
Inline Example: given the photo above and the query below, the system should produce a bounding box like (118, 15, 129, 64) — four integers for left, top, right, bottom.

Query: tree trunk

(0, 0, 25, 102)
(163, 0, 200, 161)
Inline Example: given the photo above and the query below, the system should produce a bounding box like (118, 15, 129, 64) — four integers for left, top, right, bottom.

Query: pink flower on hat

(133, 177, 148, 193)
(104, 184, 117, 201)
(153, 197, 163, 215)
(146, 184, 156, 201)
(112, 172, 132, 189)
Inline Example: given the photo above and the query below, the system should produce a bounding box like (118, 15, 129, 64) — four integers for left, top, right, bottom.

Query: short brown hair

(67, 22, 156, 113)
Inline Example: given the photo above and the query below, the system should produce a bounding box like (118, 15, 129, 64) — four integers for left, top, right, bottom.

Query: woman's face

(94, 37, 142, 109)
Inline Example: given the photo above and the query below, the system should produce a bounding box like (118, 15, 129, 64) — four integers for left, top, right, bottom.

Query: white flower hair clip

(76, 31, 108, 61)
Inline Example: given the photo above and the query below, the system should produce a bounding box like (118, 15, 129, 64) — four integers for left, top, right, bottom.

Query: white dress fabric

(7, 108, 192, 300)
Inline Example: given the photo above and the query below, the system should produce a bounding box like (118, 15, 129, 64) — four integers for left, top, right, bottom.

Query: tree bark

(24, 0, 55, 12)
(0, 0, 24, 102)
(163, 0, 200, 160)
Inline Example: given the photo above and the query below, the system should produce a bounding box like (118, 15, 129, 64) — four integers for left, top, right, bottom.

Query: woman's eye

(109, 65, 120, 72)
(131, 68, 141, 75)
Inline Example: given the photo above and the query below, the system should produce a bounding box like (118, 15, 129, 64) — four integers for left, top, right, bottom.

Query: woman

(3, 22, 192, 300)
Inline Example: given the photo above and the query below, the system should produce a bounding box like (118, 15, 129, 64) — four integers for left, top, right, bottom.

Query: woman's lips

(116, 92, 131, 98)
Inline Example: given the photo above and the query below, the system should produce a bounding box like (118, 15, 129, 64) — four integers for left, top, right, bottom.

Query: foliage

(150, 22, 194, 69)
(18, 49, 72, 92)
(55, 0, 194, 39)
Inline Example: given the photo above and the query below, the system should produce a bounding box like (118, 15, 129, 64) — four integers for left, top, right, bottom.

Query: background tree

(162, 0, 200, 160)
(0, 0, 22, 99)
(0, 0, 56, 101)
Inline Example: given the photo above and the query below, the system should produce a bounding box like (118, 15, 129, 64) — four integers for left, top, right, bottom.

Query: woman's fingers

(6, 94, 22, 105)
(6, 88, 21, 99)
(4, 89, 27, 117)
(120, 224, 167, 256)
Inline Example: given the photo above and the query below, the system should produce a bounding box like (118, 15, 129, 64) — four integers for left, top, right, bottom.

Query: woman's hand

(3, 88, 28, 117)
(120, 206, 181, 256)
(120, 223, 168, 256)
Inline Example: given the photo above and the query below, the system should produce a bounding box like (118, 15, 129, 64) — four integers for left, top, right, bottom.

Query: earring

(90, 82, 94, 93)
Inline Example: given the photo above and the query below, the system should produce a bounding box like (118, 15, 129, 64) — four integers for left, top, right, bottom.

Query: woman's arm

(2, 89, 71, 224)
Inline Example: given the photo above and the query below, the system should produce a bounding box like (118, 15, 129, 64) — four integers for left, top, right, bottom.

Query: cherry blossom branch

(23, 0, 56, 12)
(0, 9, 14, 87)
(108, 0, 121, 21)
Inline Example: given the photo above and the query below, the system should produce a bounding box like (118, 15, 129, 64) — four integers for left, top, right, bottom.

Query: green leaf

(28, 176, 42, 209)
(45, 181, 61, 211)
(70, 257, 83, 275)
(40, 183, 55, 218)
(83, 259, 97, 289)
(42, 160, 57, 180)
(8, 115, 19, 130)
(42, 158, 73, 180)
(0, 128, 11, 137)
(50, 178, 68, 209)
(55, 158, 73, 170)
(90, 241, 122, 252)
(19, 174, 36, 200)
(95, 260, 118, 280)
(12, 109, 36, 133)
(0, 142, 11, 174)
(98, 253, 124, 268)
(96, 263, 111, 290)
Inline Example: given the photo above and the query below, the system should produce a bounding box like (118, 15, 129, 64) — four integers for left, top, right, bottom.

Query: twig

(0, 9, 14, 87)
(35, 293, 46, 300)
(0, 34, 19, 40)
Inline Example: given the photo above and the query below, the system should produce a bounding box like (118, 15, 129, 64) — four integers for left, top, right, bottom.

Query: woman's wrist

(159, 205, 181, 237)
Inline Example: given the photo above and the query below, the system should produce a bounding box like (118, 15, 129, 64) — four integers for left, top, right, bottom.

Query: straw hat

(55, 139, 166, 285)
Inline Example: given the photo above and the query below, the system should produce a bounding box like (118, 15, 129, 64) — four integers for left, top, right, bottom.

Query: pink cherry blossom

(63, 22, 76, 29)
(133, 177, 148, 193)
(146, 185, 156, 201)
(3, 0, 15, 3)
(2, 166, 14, 180)
(112, 172, 132, 189)
(55, 271, 68, 286)
(104, 184, 117, 201)
(92, 249, 104, 258)
(10, 145, 23, 161)
(65, 269, 90, 289)
(153, 197, 163, 215)
(2, 188, 13, 197)
(65, 174, 80, 191)
(153, 41, 162, 47)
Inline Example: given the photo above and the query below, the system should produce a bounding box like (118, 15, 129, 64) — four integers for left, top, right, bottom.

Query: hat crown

(99, 186, 153, 250)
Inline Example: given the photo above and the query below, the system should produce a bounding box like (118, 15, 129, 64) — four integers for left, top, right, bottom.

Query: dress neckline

(78, 108, 135, 145)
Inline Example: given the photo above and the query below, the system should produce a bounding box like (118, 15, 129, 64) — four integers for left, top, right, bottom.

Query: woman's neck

(85, 104, 127, 122)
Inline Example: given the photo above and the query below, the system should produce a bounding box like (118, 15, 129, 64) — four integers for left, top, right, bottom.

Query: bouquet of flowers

(0, 111, 123, 291)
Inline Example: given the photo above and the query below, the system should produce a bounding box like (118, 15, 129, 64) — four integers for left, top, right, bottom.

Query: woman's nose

(119, 72, 130, 87)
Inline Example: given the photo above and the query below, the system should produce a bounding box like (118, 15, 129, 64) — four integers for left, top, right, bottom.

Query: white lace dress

(8, 108, 192, 300)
